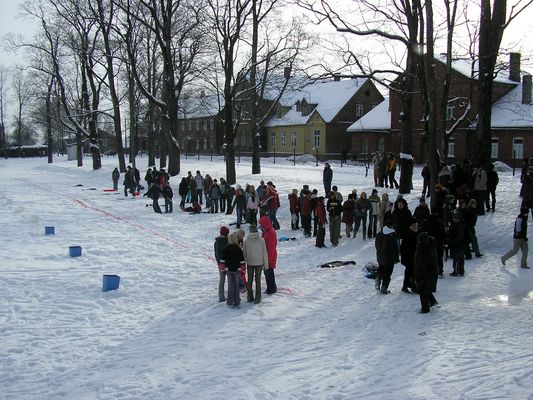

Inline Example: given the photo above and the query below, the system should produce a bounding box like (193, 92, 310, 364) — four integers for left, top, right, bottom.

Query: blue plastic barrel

(45, 226, 55, 235)
(69, 246, 82, 257)
(102, 274, 120, 292)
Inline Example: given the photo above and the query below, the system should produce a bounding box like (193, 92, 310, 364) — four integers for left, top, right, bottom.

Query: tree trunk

(46, 77, 54, 164)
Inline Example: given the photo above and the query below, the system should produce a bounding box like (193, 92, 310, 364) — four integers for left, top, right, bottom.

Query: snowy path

(0, 157, 531, 399)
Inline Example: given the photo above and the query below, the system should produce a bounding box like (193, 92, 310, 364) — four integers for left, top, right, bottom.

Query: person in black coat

(143, 183, 162, 214)
(414, 232, 439, 313)
(449, 210, 466, 276)
(422, 207, 446, 277)
(220, 233, 245, 308)
(123, 167, 135, 197)
(375, 219, 400, 294)
(178, 177, 188, 208)
(413, 197, 430, 225)
(162, 184, 173, 213)
(400, 219, 419, 293)
(323, 163, 333, 196)
(485, 163, 499, 212)
(501, 208, 529, 268)
(214, 226, 229, 302)
(392, 198, 413, 239)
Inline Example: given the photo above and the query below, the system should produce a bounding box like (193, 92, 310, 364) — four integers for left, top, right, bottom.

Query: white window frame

(280, 132, 286, 147)
(314, 130, 320, 147)
(291, 131, 297, 147)
(448, 138, 455, 158)
(513, 137, 524, 159)
(209, 119, 214, 130)
(270, 132, 276, 147)
(491, 138, 499, 159)
(355, 103, 364, 117)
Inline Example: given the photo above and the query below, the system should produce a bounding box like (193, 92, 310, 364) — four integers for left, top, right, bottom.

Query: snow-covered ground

(0, 155, 531, 400)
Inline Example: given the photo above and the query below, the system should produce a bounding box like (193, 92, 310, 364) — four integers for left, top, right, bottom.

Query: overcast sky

(1, 1, 532, 69)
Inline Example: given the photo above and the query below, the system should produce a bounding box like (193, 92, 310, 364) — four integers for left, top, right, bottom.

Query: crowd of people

(110, 155, 530, 314)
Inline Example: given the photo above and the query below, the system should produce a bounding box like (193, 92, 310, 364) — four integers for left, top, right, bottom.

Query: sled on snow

(278, 236, 296, 242)
(316, 260, 356, 268)
(362, 262, 379, 278)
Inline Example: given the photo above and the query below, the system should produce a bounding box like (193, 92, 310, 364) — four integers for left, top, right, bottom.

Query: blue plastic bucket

(103, 274, 120, 292)
(45, 226, 55, 235)
(69, 246, 82, 257)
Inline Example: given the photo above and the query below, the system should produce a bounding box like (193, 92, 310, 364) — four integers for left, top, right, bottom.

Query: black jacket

(221, 243, 245, 272)
(513, 214, 528, 240)
(214, 236, 228, 264)
(375, 227, 399, 266)
(414, 233, 439, 293)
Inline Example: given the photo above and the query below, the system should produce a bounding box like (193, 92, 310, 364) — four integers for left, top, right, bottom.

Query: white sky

(0, 1, 532, 69)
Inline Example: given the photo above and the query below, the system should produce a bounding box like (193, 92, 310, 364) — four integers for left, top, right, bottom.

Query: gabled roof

(346, 98, 390, 132)
(178, 94, 223, 119)
(265, 78, 369, 127)
(434, 54, 518, 85)
(491, 82, 533, 128)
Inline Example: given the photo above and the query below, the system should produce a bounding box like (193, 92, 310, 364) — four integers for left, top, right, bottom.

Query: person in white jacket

(242, 224, 269, 304)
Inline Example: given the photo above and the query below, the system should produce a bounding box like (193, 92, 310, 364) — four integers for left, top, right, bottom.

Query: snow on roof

(491, 82, 533, 128)
(265, 78, 369, 127)
(434, 54, 518, 85)
(346, 97, 390, 132)
(178, 94, 223, 119)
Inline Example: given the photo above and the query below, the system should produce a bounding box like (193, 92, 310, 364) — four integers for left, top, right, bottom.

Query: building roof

(265, 78, 369, 127)
(346, 97, 390, 132)
(434, 54, 518, 85)
(491, 81, 533, 128)
(178, 93, 223, 119)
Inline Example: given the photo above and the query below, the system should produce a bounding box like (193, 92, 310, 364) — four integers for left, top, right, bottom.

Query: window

(378, 138, 385, 153)
(291, 131, 297, 147)
(209, 119, 215, 130)
(271, 132, 276, 147)
(446, 105, 455, 120)
(203, 119, 208, 131)
(203, 137, 208, 150)
(188, 119, 193, 131)
(196, 120, 200, 131)
(491, 138, 499, 159)
(448, 138, 455, 158)
(210, 134, 215, 150)
(314, 130, 320, 147)
(513, 137, 524, 159)
(280, 132, 286, 147)
(362, 137, 368, 154)
(195, 138, 200, 150)
(355, 103, 364, 117)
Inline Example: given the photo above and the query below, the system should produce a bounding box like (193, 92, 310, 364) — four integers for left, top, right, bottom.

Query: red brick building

(348, 53, 533, 166)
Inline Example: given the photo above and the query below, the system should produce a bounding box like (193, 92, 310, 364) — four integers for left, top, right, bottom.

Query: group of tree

(298, 0, 532, 198)
(2, 0, 312, 183)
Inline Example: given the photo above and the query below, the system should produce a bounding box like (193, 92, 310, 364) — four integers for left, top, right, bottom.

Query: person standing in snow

(400, 219, 419, 293)
(485, 163, 499, 212)
(232, 185, 246, 228)
(112, 167, 120, 191)
(353, 191, 370, 240)
(501, 208, 530, 269)
(220, 232, 245, 308)
(449, 210, 467, 276)
(214, 226, 230, 302)
(144, 168, 153, 189)
(375, 219, 400, 294)
(123, 167, 135, 196)
(242, 224, 269, 303)
(387, 153, 399, 189)
(288, 189, 300, 230)
(341, 193, 355, 238)
(472, 164, 487, 216)
(315, 196, 327, 248)
(300, 189, 313, 237)
(421, 206, 446, 278)
(368, 189, 380, 238)
(323, 162, 333, 196)
(178, 177, 188, 209)
(194, 171, 204, 206)
(209, 179, 222, 213)
(421, 161, 430, 198)
(162, 184, 173, 213)
(371, 152, 382, 187)
(327, 190, 342, 246)
(414, 232, 439, 313)
(259, 215, 278, 295)
(413, 197, 430, 226)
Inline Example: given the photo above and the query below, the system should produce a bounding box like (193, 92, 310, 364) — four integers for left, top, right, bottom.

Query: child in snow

(375, 219, 400, 294)
(315, 196, 327, 248)
(260, 215, 278, 295)
(242, 224, 269, 303)
(414, 232, 439, 313)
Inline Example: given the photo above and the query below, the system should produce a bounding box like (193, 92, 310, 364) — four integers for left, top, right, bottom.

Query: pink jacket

(259, 215, 277, 269)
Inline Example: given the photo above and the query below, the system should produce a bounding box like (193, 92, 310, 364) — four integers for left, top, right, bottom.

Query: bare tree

(206, 0, 253, 184)
(476, 0, 533, 168)
(0, 65, 9, 159)
(11, 68, 34, 151)
(118, 0, 205, 176)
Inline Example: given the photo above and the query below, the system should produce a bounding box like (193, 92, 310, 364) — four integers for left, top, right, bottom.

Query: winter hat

(292, 189, 298, 195)
(220, 226, 230, 237)
(372, 189, 378, 194)
(249, 225, 258, 233)
(419, 196, 426, 203)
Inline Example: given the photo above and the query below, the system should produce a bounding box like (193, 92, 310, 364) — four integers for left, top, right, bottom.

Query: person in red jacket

(259, 215, 278, 294)
(300, 190, 313, 237)
(315, 196, 328, 248)
(341, 193, 355, 238)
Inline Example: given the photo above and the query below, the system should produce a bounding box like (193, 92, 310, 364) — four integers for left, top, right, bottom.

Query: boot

(375, 278, 381, 291)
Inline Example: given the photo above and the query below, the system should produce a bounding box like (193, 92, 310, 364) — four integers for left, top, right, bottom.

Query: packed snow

(0, 155, 531, 400)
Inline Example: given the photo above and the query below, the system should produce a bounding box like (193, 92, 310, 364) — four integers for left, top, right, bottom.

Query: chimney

(333, 75, 341, 82)
(523, 74, 532, 105)
(509, 52, 521, 82)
